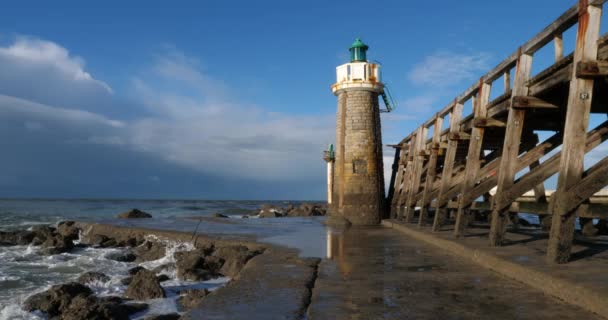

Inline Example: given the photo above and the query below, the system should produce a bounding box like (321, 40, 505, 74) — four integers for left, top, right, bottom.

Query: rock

(61, 295, 148, 320)
(212, 245, 257, 277)
(175, 249, 210, 281)
(157, 274, 170, 282)
(106, 251, 137, 262)
(117, 209, 152, 219)
(23, 282, 93, 317)
(89, 234, 110, 247)
(78, 271, 110, 285)
(57, 221, 80, 242)
(203, 255, 225, 274)
(145, 313, 181, 320)
(117, 237, 139, 247)
(129, 266, 146, 275)
(120, 277, 132, 286)
(323, 215, 352, 227)
(258, 204, 285, 218)
(212, 213, 229, 218)
(152, 263, 174, 274)
(134, 241, 166, 262)
(124, 269, 165, 300)
(287, 203, 326, 217)
(41, 234, 74, 255)
(0, 230, 35, 246)
(177, 288, 209, 310)
(31, 225, 56, 242)
(100, 238, 119, 248)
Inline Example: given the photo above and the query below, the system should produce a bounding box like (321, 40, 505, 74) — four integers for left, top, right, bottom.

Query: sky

(0, 0, 606, 200)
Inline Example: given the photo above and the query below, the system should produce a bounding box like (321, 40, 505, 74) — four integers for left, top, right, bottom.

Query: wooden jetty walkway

(387, 0, 608, 264)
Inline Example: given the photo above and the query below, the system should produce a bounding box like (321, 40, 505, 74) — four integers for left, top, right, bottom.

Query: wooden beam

(473, 117, 506, 128)
(433, 103, 464, 231)
(420, 116, 444, 226)
(489, 51, 534, 245)
(448, 132, 471, 140)
(575, 60, 608, 78)
(548, 2, 603, 264)
(454, 80, 492, 237)
(404, 127, 428, 222)
(512, 96, 559, 109)
(555, 156, 608, 216)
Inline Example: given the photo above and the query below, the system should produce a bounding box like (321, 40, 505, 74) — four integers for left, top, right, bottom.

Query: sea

(0, 199, 327, 319)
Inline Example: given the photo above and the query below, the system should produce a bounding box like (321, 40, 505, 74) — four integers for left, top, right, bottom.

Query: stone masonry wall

(332, 89, 385, 225)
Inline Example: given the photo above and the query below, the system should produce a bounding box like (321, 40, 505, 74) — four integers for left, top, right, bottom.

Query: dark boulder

(89, 234, 110, 247)
(61, 295, 147, 320)
(0, 230, 35, 246)
(57, 221, 80, 242)
(134, 241, 166, 262)
(106, 251, 137, 262)
(157, 274, 170, 282)
(177, 288, 209, 310)
(124, 269, 165, 300)
(120, 277, 132, 286)
(78, 271, 110, 285)
(212, 245, 258, 277)
(23, 282, 93, 317)
(212, 213, 229, 218)
(145, 313, 181, 320)
(128, 266, 146, 275)
(117, 209, 152, 219)
(258, 204, 285, 218)
(31, 225, 56, 243)
(174, 249, 210, 281)
(41, 234, 74, 255)
(287, 203, 326, 217)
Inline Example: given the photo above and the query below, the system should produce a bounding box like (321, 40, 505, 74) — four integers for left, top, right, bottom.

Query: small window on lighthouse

(347, 65, 351, 78)
(352, 159, 368, 174)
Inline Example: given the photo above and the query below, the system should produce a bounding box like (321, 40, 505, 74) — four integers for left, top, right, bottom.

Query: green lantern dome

(349, 38, 369, 62)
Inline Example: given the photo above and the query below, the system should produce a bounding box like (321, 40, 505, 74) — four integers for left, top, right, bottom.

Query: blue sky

(0, 0, 605, 199)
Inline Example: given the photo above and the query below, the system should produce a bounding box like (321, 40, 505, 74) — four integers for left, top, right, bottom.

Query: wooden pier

(387, 0, 608, 263)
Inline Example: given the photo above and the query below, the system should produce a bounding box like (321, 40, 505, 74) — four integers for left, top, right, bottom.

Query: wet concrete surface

(308, 226, 601, 320)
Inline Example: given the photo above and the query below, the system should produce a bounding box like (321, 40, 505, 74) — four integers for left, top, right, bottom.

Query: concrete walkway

(308, 226, 600, 319)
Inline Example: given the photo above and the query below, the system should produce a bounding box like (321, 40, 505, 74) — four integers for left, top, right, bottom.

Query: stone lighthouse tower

(329, 38, 386, 225)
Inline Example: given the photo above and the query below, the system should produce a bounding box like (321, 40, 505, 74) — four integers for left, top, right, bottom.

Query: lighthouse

(329, 38, 388, 225)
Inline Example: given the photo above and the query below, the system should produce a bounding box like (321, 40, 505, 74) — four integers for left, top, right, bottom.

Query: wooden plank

(494, 120, 608, 210)
(419, 116, 444, 226)
(489, 52, 534, 245)
(473, 117, 506, 128)
(511, 96, 559, 109)
(461, 131, 563, 207)
(454, 80, 492, 236)
(576, 60, 608, 78)
(470, 201, 608, 219)
(556, 156, 608, 214)
(396, 140, 416, 218)
(448, 132, 471, 140)
(404, 127, 428, 222)
(548, 2, 603, 264)
(432, 103, 464, 231)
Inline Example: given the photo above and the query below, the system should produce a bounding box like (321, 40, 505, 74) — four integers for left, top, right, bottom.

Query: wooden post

(454, 80, 491, 237)
(489, 52, 533, 245)
(554, 33, 564, 61)
(419, 116, 444, 226)
(404, 127, 428, 223)
(547, 1, 603, 263)
(433, 102, 463, 231)
(396, 140, 416, 219)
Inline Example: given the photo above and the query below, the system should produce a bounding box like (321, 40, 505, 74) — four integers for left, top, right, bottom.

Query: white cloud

(408, 51, 491, 87)
(0, 37, 112, 94)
